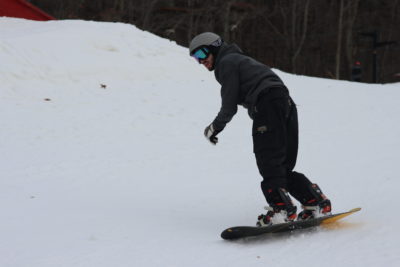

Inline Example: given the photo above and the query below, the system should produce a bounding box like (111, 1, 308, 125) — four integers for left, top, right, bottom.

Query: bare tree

(291, 0, 310, 73)
(344, 0, 361, 69)
(335, 0, 345, 79)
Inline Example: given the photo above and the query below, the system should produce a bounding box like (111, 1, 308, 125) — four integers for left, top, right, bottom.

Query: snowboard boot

(298, 184, 332, 220)
(257, 188, 297, 227)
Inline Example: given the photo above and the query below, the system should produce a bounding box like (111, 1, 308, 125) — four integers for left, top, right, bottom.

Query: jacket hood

(214, 43, 243, 68)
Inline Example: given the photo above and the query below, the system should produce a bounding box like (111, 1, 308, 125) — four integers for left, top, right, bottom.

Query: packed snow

(1, 18, 399, 267)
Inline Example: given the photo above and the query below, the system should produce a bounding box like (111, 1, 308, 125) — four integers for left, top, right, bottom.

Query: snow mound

(1, 18, 399, 267)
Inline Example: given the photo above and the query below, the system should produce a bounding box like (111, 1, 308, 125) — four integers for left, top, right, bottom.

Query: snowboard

(221, 207, 361, 240)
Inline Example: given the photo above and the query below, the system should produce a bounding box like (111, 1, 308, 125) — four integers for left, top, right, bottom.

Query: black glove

(204, 123, 221, 145)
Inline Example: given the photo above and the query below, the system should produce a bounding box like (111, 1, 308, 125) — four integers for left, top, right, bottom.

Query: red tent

(0, 0, 55, 21)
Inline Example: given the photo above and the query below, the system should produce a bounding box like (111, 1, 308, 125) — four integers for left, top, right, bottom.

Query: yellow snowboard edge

(321, 207, 361, 224)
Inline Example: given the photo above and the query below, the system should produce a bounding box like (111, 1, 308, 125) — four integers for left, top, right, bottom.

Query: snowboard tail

(221, 207, 361, 240)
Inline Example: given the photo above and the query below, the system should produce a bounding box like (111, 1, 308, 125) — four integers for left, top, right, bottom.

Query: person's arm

(212, 57, 240, 131)
(204, 57, 240, 145)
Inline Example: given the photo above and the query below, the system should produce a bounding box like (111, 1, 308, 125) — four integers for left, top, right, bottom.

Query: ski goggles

(192, 47, 210, 62)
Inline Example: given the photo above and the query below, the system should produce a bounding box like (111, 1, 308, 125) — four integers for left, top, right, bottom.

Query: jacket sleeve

(212, 57, 240, 131)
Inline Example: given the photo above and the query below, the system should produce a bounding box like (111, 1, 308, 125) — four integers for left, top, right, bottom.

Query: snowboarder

(189, 32, 332, 226)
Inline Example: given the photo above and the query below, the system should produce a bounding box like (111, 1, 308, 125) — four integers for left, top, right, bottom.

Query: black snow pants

(252, 88, 316, 205)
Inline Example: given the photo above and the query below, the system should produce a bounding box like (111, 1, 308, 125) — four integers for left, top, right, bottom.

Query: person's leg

(252, 96, 293, 208)
(283, 99, 332, 218)
(253, 96, 298, 226)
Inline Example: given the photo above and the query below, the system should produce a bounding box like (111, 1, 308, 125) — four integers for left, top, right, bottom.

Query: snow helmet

(189, 32, 222, 56)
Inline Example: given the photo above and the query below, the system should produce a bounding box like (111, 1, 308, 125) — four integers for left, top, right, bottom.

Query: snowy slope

(1, 18, 399, 267)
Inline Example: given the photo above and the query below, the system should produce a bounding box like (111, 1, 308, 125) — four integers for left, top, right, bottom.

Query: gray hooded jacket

(212, 43, 287, 131)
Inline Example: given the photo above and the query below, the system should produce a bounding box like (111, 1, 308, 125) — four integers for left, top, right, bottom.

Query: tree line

(30, 0, 400, 83)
